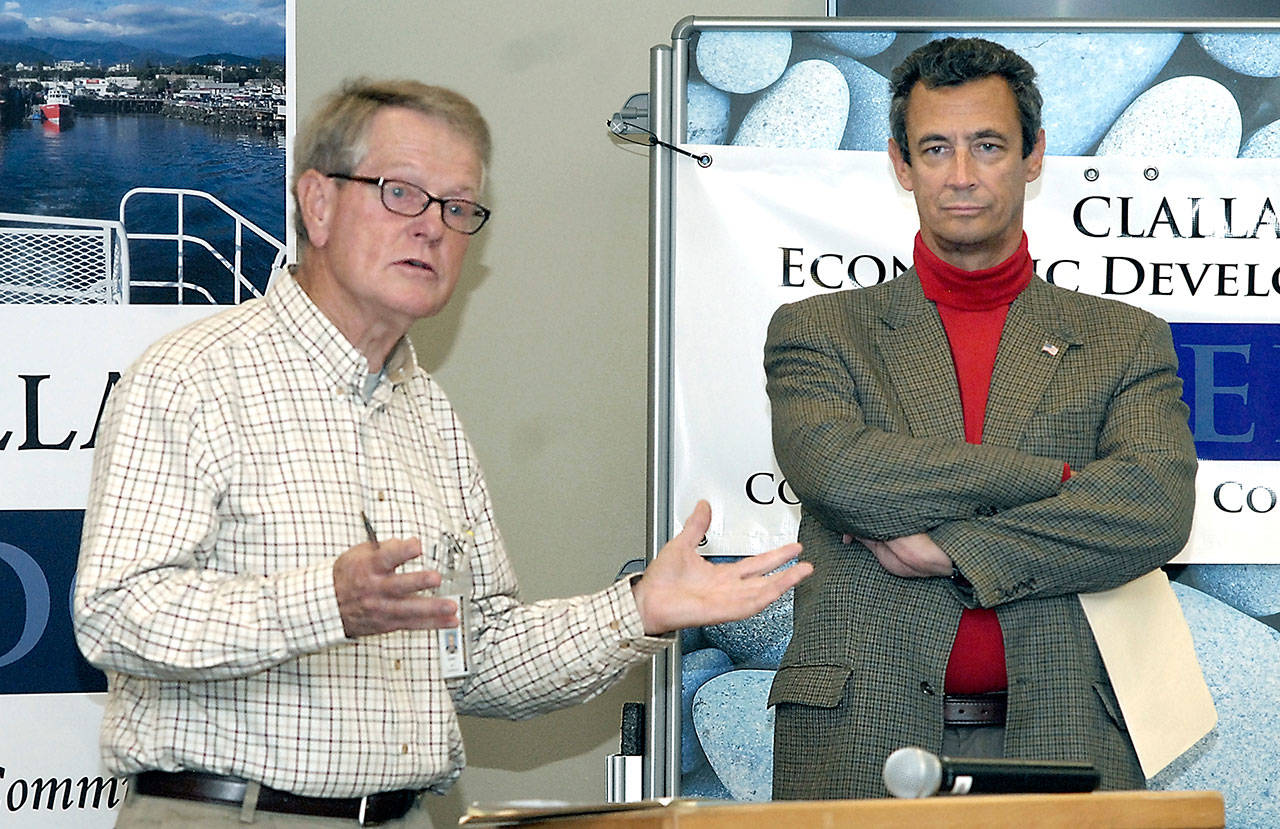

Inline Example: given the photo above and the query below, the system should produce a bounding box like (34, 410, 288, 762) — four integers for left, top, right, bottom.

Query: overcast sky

(0, 0, 286, 57)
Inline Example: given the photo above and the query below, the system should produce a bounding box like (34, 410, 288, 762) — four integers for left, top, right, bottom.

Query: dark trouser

(942, 723, 1006, 758)
(941, 691, 1007, 758)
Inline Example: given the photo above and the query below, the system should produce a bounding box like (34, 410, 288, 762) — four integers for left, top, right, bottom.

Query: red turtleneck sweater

(914, 232, 1033, 695)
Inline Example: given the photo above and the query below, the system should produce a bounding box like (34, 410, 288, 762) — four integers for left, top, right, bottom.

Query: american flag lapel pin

(1042, 342, 1060, 357)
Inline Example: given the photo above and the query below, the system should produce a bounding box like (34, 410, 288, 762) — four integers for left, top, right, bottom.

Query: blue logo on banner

(1172, 323, 1280, 461)
(0, 511, 106, 695)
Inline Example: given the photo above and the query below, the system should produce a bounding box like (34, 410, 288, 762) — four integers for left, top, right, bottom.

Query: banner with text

(672, 145, 1279, 564)
(0, 305, 222, 826)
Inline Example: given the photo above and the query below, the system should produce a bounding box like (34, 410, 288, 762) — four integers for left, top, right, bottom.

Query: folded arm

(764, 298, 1195, 605)
(934, 317, 1196, 605)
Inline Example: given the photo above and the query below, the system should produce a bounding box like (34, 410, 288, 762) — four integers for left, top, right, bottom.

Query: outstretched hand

(630, 500, 810, 635)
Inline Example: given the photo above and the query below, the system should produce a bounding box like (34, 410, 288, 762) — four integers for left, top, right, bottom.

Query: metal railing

(119, 187, 287, 305)
(0, 213, 129, 304)
(1, 189, 285, 306)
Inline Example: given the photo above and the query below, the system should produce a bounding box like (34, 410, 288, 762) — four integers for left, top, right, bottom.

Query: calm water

(0, 111, 286, 303)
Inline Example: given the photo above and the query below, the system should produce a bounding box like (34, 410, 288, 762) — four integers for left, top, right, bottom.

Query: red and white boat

(40, 88, 75, 127)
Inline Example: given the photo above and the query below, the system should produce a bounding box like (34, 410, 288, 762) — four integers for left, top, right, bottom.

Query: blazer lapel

(874, 272, 965, 441)
(983, 277, 1082, 448)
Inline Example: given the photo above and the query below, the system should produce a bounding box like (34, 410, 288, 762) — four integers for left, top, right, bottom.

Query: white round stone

(1241, 119, 1280, 159)
(692, 669, 776, 801)
(732, 60, 849, 150)
(687, 80, 731, 145)
(933, 31, 1183, 155)
(812, 31, 896, 59)
(1150, 583, 1280, 829)
(1096, 75, 1241, 158)
(696, 31, 792, 94)
(1195, 32, 1280, 78)
(827, 56, 891, 152)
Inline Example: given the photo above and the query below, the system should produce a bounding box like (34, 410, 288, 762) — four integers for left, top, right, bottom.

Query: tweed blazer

(763, 268, 1197, 800)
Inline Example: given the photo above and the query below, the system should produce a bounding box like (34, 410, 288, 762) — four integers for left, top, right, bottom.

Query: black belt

(943, 692, 1007, 726)
(133, 771, 417, 825)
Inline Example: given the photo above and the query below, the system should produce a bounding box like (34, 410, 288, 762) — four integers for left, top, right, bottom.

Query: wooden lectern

(461, 790, 1224, 828)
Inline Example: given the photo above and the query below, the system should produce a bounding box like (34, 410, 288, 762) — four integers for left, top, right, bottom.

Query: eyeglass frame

(325, 173, 492, 235)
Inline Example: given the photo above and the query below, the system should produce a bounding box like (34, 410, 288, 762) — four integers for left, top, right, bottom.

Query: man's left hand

(855, 533, 952, 578)
(631, 500, 810, 635)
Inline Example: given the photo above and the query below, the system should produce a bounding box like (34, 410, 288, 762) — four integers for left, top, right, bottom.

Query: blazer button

(919, 681, 936, 696)
(974, 504, 998, 517)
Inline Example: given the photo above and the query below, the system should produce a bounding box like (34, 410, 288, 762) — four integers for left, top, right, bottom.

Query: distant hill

(0, 36, 180, 67)
(0, 40, 55, 65)
(0, 37, 284, 69)
(190, 52, 284, 68)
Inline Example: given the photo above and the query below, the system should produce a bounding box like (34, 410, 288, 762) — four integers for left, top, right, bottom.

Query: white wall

(294, 2, 820, 825)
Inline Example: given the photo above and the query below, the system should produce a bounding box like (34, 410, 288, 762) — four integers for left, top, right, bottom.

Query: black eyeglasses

(326, 173, 491, 235)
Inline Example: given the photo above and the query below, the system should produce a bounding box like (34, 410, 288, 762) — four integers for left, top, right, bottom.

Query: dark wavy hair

(889, 37, 1042, 165)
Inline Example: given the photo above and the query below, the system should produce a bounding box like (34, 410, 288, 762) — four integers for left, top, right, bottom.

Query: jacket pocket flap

(768, 664, 851, 708)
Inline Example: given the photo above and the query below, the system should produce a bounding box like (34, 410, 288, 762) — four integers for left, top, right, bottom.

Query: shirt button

(377, 491, 386, 501)
(393, 659, 402, 671)
(608, 620, 620, 632)
(401, 744, 409, 754)
(619, 640, 630, 649)
(920, 681, 936, 696)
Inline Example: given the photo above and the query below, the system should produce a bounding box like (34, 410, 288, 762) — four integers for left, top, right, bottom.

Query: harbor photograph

(1, 0, 287, 305)
(2, 7, 291, 826)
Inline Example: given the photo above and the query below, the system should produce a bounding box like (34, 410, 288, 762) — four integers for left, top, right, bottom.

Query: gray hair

(290, 78, 491, 245)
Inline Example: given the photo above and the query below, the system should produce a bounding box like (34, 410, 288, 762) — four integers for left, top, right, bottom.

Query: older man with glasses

(73, 78, 810, 827)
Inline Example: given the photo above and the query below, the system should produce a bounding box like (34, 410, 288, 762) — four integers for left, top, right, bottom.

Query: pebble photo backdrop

(671, 27, 1280, 829)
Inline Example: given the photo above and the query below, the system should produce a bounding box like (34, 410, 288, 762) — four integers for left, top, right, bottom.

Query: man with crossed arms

(765, 37, 1196, 799)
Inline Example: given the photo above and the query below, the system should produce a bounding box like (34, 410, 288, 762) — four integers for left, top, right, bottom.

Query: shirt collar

(270, 267, 418, 397)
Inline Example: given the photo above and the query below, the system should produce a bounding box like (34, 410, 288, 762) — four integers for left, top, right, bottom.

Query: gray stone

(687, 80, 731, 145)
(681, 759, 733, 799)
(681, 647, 734, 773)
(695, 31, 792, 94)
(1241, 119, 1280, 159)
(732, 60, 848, 150)
(933, 31, 1182, 155)
(1176, 564, 1280, 617)
(812, 31, 896, 59)
(1150, 582, 1280, 829)
(827, 56, 892, 152)
(692, 669, 776, 801)
(1195, 33, 1280, 78)
(1096, 76, 1241, 158)
(680, 625, 709, 654)
(701, 584, 795, 668)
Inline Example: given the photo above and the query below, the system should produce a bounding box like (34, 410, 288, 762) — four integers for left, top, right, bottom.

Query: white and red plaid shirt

(74, 271, 667, 798)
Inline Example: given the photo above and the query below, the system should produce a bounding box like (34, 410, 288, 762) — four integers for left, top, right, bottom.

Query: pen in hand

(361, 511, 378, 547)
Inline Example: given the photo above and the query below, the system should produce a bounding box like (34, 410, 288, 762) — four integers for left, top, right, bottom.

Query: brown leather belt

(133, 770, 417, 825)
(943, 692, 1007, 726)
